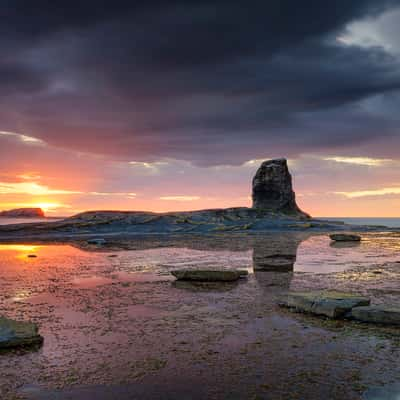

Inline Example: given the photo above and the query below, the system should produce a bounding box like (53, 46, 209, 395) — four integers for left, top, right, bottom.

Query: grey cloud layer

(1, 0, 400, 165)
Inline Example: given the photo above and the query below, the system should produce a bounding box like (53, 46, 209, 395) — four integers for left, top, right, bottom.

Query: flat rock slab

(0, 316, 43, 349)
(278, 291, 370, 319)
(329, 233, 361, 242)
(171, 269, 248, 282)
(351, 305, 400, 326)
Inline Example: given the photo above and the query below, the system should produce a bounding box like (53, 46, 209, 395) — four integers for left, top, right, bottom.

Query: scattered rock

(329, 233, 361, 242)
(171, 269, 248, 282)
(252, 158, 309, 218)
(278, 291, 370, 319)
(0, 316, 43, 349)
(87, 238, 106, 245)
(253, 254, 296, 272)
(351, 305, 400, 326)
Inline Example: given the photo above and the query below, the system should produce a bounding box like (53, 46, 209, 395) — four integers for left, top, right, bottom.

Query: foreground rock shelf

(0, 316, 43, 349)
(351, 305, 400, 326)
(278, 291, 370, 318)
(278, 291, 400, 326)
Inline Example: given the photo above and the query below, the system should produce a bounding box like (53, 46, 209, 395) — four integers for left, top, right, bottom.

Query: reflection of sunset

(0, 244, 42, 260)
(0, 245, 41, 253)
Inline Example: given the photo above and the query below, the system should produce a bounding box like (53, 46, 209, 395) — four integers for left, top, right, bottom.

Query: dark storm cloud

(1, 0, 400, 165)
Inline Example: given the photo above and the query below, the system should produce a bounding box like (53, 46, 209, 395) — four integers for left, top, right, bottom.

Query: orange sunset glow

(1, 150, 399, 217)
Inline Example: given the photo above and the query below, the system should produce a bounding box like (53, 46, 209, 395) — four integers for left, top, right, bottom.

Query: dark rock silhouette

(252, 158, 309, 218)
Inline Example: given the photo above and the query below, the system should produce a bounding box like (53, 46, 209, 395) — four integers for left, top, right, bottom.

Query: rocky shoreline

(0, 159, 395, 240)
(0, 209, 392, 242)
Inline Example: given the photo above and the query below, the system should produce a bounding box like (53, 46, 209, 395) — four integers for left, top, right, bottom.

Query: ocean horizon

(323, 217, 400, 228)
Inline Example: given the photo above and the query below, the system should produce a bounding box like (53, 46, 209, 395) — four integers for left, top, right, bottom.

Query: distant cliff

(0, 208, 45, 218)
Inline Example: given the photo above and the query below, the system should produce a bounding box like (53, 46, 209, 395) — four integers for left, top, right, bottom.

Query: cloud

(337, 6, 400, 55)
(0, 131, 44, 146)
(159, 196, 200, 201)
(0, 182, 80, 196)
(322, 156, 394, 166)
(0, 1, 399, 166)
(335, 187, 400, 198)
(89, 192, 137, 198)
(0, 182, 136, 198)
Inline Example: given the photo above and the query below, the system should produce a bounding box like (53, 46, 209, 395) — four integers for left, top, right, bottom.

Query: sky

(1, 0, 400, 217)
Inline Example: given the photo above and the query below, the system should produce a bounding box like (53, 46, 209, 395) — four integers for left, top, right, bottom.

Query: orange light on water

(0, 245, 40, 252)
(0, 244, 42, 260)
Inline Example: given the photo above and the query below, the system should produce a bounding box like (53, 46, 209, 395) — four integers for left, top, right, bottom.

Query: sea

(323, 217, 400, 229)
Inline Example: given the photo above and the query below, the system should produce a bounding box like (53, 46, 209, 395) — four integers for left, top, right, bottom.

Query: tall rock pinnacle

(252, 159, 309, 218)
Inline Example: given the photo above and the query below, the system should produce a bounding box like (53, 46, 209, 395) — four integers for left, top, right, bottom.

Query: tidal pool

(0, 232, 399, 399)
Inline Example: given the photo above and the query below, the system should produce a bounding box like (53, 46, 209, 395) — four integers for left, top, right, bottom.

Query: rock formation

(0, 208, 45, 218)
(252, 158, 309, 217)
(0, 316, 43, 349)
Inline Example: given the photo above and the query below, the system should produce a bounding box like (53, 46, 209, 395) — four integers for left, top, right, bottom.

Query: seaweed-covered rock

(0, 316, 43, 349)
(329, 233, 361, 242)
(278, 291, 370, 319)
(350, 305, 400, 326)
(252, 159, 309, 218)
(171, 269, 248, 282)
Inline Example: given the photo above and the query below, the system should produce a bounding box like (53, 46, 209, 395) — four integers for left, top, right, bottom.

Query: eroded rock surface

(278, 291, 370, 318)
(252, 159, 309, 218)
(351, 305, 400, 326)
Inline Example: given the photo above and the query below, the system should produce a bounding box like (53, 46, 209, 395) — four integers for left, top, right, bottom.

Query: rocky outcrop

(252, 159, 309, 218)
(0, 208, 45, 218)
(0, 316, 43, 349)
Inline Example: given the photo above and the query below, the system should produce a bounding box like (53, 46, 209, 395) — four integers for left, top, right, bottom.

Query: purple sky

(1, 1, 400, 216)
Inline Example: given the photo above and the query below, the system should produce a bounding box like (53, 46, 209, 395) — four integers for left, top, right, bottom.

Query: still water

(0, 233, 399, 400)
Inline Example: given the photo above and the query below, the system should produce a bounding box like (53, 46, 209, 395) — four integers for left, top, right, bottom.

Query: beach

(1, 232, 400, 400)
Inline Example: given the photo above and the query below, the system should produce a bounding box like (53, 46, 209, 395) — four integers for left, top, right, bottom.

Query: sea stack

(252, 158, 309, 218)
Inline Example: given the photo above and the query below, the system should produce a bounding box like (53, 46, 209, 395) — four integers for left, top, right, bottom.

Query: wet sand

(0, 232, 400, 399)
